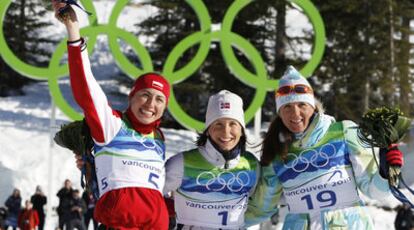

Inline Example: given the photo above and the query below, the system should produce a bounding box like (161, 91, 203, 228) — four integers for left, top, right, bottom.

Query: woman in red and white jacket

(52, 1, 170, 229)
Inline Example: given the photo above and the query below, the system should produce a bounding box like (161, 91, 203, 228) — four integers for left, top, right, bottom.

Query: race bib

(175, 193, 248, 228)
(95, 150, 165, 196)
(284, 167, 360, 213)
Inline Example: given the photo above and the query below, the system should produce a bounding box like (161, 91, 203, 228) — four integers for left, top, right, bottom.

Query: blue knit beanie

(275, 66, 315, 112)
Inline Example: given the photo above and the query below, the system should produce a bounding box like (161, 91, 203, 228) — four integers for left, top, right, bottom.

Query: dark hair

(260, 116, 292, 166)
(196, 129, 247, 152)
(196, 130, 209, 147)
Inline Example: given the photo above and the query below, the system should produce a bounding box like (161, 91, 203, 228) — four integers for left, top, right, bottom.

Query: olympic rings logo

(196, 171, 251, 193)
(131, 133, 156, 149)
(131, 132, 166, 160)
(284, 143, 337, 172)
(0, 0, 325, 132)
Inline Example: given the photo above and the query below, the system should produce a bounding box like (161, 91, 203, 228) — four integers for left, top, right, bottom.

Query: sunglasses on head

(276, 84, 313, 96)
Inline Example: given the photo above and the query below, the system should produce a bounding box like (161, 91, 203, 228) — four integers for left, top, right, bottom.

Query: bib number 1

(218, 211, 228, 225)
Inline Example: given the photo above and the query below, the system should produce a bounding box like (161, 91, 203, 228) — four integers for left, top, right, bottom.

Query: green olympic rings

(0, 0, 97, 80)
(0, 0, 325, 132)
(163, 0, 325, 131)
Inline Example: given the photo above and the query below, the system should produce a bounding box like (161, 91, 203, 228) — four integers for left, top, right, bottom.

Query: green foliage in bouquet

(358, 107, 411, 148)
(54, 120, 97, 196)
(358, 107, 411, 187)
(54, 119, 94, 154)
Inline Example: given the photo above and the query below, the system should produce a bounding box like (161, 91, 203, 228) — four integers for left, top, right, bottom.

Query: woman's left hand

(74, 154, 84, 170)
(386, 144, 403, 167)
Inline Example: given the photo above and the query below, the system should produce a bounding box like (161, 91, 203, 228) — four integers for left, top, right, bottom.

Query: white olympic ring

(196, 171, 251, 193)
(131, 133, 156, 149)
(284, 143, 337, 173)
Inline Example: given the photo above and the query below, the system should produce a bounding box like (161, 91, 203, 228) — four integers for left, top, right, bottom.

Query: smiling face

(129, 88, 167, 124)
(279, 102, 315, 133)
(207, 118, 243, 151)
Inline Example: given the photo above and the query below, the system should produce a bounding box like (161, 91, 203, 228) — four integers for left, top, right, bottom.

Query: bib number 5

(148, 172, 159, 189)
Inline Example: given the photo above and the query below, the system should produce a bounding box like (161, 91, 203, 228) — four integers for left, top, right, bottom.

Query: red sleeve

(67, 39, 122, 144)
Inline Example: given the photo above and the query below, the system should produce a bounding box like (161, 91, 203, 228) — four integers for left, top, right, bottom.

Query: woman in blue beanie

(245, 66, 403, 229)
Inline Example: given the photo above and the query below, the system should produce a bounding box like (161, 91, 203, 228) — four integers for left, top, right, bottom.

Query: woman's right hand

(52, 0, 77, 25)
(51, 0, 81, 41)
(74, 154, 85, 170)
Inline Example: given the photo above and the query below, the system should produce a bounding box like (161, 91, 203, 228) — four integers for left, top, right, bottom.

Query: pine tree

(230, 0, 314, 120)
(131, 1, 208, 125)
(394, 0, 414, 116)
(0, 0, 57, 96)
(310, 0, 409, 121)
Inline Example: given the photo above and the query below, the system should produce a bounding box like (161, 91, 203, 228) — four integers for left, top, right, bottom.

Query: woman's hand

(74, 154, 84, 170)
(379, 144, 404, 180)
(51, 0, 81, 41)
(385, 144, 403, 167)
(52, 0, 77, 25)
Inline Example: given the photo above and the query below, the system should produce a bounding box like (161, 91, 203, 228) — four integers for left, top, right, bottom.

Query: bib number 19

(301, 190, 336, 210)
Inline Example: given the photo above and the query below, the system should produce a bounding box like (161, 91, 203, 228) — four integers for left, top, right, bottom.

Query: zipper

(225, 161, 229, 169)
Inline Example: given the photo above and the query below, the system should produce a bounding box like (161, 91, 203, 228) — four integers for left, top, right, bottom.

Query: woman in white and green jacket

(245, 66, 403, 229)
(164, 90, 259, 229)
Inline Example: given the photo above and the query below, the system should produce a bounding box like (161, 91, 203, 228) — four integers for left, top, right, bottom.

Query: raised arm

(52, 1, 121, 145)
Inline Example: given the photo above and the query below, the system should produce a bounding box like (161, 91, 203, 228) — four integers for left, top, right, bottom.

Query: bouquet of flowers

(54, 119, 93, 154)
(358, 107, 411, 187)
(54, 120, 99, 198)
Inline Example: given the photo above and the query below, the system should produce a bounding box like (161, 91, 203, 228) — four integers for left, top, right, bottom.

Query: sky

(1, 1, 414, 229)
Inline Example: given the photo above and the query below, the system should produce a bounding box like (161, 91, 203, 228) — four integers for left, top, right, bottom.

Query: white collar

(199, 139, 240, 169)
